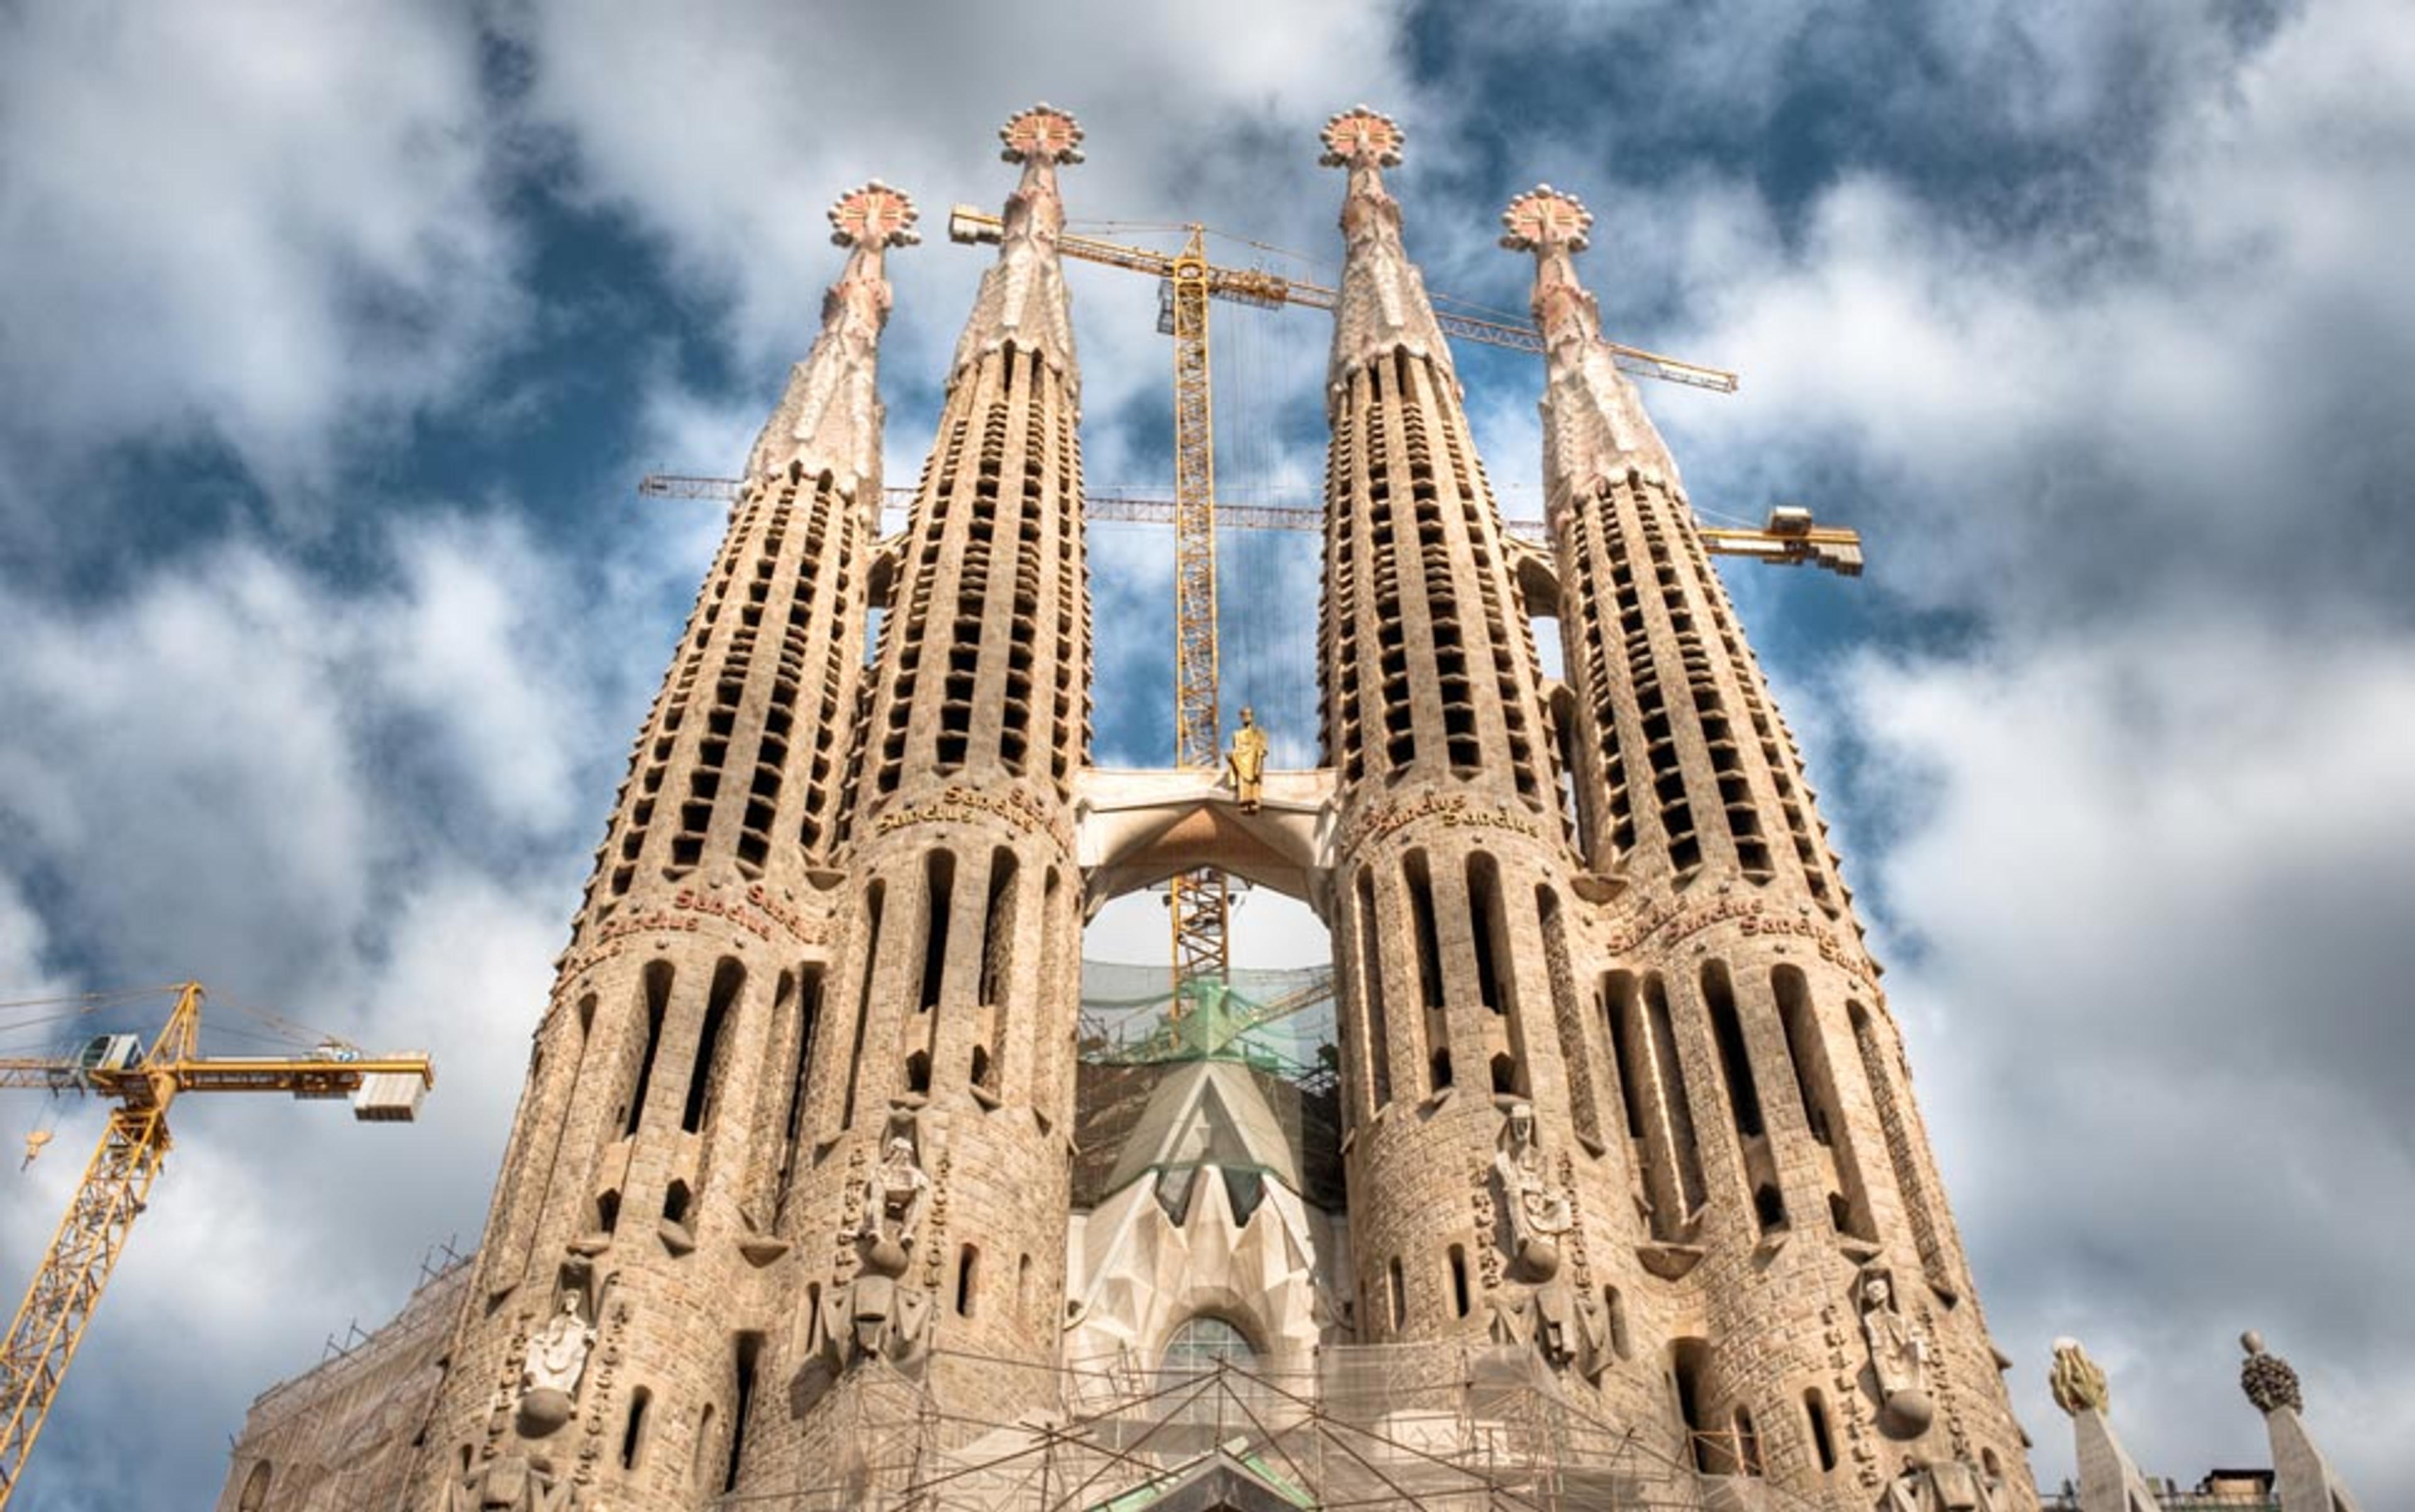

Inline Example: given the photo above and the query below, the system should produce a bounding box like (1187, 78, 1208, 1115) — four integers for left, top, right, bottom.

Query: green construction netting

(1077, 959, 1336, 1082)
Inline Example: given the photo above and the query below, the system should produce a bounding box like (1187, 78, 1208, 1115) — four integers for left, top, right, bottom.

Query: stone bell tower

(1312, 107, 1645, 1415)
(1501, 182, 2037, 1507)
(730, 103, 1095, 1491)
(415, 179, 916, 1506)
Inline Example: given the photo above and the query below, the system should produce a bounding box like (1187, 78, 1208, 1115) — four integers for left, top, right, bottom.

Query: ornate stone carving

(1498, 184, 1685, 503)
(1491, 1103, 1574, 1280)
(1224, 707, 1269, 813)
(1318, 105, 1456, 396)
(1877, 1457, 2001, 1512)
(743, 181, 917, 504)
(1487, 1277, 1610, 1382)
(1857, 1265, 1935, 1439)
(818, 1234, 934, 1372)
(2239, 1330, 2303, 1415)
(447, 1450, 577, 1512)
(514, 1289, 596, 1435)
(2048, 1337, 2109, 1416)
(855, 1130, 933, 1267)
(952, 104, 1082, 386)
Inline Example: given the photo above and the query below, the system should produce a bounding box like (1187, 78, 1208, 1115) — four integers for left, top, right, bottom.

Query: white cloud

(0, 1, 518, 502)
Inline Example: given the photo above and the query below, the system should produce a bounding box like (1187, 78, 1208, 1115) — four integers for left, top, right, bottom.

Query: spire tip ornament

(999, 103, 1085, 165)
(828, 181, 921, 250)
(1500, 184, 1593, 253)
(1319, 105, 1404, 168)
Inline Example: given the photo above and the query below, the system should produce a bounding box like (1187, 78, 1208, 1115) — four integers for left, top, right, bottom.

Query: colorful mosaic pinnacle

(1499, 184, 1594, 253)
(827, 181, 920, 249)
(1319, 104, 1404, 167)
(999, 102, 1084, 164)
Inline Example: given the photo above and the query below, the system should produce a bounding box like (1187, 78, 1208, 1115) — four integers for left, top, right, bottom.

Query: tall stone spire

(738, 104, 1095, 1493)
(1499, 184, 1683, 505)
(418, 183, 912, 1508)
(744, 181, 919, 509)
(1503, 183, 2037, 1508)
(1320, 106, 1456, 403)
(950, 102, 1083, 389)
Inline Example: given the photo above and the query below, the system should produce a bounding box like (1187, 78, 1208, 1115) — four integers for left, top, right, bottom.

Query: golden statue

(1225, 707, 1269, 813)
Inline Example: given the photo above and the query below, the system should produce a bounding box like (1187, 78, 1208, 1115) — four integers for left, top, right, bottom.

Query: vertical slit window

(977, 848, 1018, 1006)
(919, 850, 955, 1013)
(624, 962, 674, 1137)
(621, 1387, 651, 1470)
(722, 1333, 762, 1493)
(1355, 869, 1395, 1108)
(683, 959, 745, 1135)
(1466, 853, 1507, 1014)
(1448, 1245, 1470, 1318)
(1405, 851, 1445, 1011)
(841, 884, 884, 1132)
(1702, 960, 1764, 1138)
(1806, 1389, 1836, 1472)
(775, 966, 825, 1218)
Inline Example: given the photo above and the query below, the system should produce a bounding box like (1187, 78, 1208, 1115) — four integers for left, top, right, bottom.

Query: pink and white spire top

(951, 103, 1084, 392)
(1321, 106, 1457, 403)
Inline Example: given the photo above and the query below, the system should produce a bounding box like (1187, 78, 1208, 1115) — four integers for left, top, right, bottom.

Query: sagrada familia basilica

(211, 108, 2364, 1512)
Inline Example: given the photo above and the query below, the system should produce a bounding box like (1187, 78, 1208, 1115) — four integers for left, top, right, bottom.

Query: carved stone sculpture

(514, 1291, 595, 1435)
(1487, 1277, 1609, 1382)
(1224, 707, 1269, 813)
(2048, 1337, 2109, 1416)
(448, 1450, 576, 1512)
(2238, 1330, 2303, 1415)
(1877, 1457, 2000, 1512)
(856, 1132, 933, 1268)
(1491, 1103, 1574, 1279)
(1857, 1265, 1935, 1438)
(818, 1236, 933, 1372)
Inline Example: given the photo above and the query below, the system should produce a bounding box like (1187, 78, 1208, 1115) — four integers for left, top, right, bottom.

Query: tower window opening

(1489, 1053, 1517, 1096)
(840, 883, 883, 1131)
(904, 1050, 931, 1096)
(1540, 889, 1602, 1150)
(1430, 1047, 1453, 1091)
(682, 959, 745, 1134)
(955, 1244, 979, 1317)
(774, 966, 824, 1221)
(722, 1332, 762, 1493)
(1387, 1257, 1406, 1330)
(1672, 1339, 1723, 1474)
(977, 848, 1019, 1007)
(595, 1189, 621, 1235)
(1466, 853, 1508, 1014)
(663, 1179, 692, 1228)
(1701, 961, 1764, 1138)
(621, 1387, 651, 1470)
(1805, 1389, 1836, 1472)
(1448, 1245, 1471, 1317)
(623, 962, 674, 1137)
(1354, 869, 1396, 1108)
(1645, 974, 1710, 1216)
(919, 850, 955, 1013)
(1404, 852, 1445, 1011)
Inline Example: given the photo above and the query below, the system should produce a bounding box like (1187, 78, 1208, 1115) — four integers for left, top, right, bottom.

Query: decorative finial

(2049, 1337, 2111, 1416)
(828, 182, 921, 249)
(1499, 184, 1594, 253)
(2240, 1330, 2304, 1415)
(1319, 105, 1404, 168)
(999, 103, 1085, 165)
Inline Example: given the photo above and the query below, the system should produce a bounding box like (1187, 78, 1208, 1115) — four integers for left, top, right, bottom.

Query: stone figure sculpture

(819, 1237, 934, 1372)
(1877, 1458, 2000, 1512)
(514, 1291, 596, 1435)
(447, 1451, 575, 1512)
(1487, 1276, 1609, 1381)
(856, 1133, 932, 1264)
(1225, 708, 1269, 813)
(1491, 1103, 1574, 1278)
(2049, 1337, 2110, 1416)
(1857, 1265, 1935, 1438)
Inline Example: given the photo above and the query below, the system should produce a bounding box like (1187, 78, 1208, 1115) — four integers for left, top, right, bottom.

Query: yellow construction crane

(640, 477, 1865, 577)
(0, 982, 433, 1508)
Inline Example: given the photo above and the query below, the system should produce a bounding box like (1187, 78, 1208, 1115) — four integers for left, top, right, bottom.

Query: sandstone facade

(220, 108, 2043, 1512)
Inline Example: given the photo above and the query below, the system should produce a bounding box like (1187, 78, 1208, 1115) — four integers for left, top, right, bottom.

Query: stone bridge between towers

(1072, 767, 1338, 918)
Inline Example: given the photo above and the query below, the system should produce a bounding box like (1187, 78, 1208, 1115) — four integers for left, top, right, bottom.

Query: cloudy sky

(1, 1, 2409, 1506)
